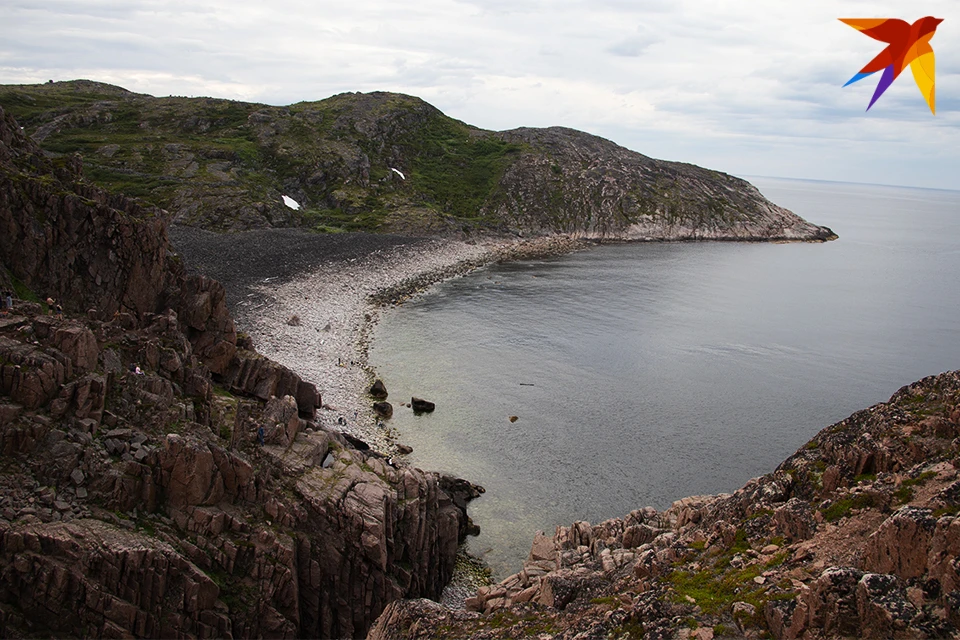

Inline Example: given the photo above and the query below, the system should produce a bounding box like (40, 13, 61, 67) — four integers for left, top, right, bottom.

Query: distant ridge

(0, 80, 834, 240)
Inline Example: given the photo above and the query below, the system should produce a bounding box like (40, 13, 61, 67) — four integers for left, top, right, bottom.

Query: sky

(1, 0, 957, 190)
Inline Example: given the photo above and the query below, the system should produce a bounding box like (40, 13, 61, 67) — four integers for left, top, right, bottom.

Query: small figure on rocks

(55, 302, 63, 319)
(3, 290, 12, 313)
(257, 425, 265, 446)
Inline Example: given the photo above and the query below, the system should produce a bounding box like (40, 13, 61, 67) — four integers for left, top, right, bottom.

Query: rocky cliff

(0, 81, 833, 241)
(0, 105, 477, 638)
(371, 371, 960, 639)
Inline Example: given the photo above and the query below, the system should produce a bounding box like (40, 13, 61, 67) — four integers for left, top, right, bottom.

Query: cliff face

(371, 371, 960, 639)
(490, 127, 833, 241)
(0, 81, 833, 241)
(0, 105, 474, 638)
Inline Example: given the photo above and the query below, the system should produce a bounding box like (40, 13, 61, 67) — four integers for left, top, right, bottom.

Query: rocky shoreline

(207, 233, 587, 455)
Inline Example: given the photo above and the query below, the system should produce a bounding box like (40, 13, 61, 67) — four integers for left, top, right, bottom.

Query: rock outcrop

(0, 105, 477, 638)
(370, 371, 960, 639)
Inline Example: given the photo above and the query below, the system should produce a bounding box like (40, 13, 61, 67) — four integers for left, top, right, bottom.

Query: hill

(0, 80, 834, 240)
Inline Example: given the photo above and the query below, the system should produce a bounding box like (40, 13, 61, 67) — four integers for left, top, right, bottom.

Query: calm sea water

(369, 178, 960, 577)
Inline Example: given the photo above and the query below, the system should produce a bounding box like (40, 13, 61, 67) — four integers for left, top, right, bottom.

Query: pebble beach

(170, 226, 584, 452)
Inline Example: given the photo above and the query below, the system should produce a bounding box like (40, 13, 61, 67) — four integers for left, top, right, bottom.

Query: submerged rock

(411, 397, 435, 413)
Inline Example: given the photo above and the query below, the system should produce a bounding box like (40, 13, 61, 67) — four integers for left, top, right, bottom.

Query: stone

(53, 325, 99, 374)
(70, 468, 85, 485)
(863, 506, 938, 579)
(369, 379, 388, 399)
(373, 401, 393, 419)
(262, 395, 300, 446)
(411, 397, 435, 413)
(856, 573, 918, 638)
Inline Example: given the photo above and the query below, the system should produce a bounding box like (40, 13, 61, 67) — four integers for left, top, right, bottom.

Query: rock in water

(411, 397, 435, 413)
(373, 401, 393, 419)
(370, 379, 388, 399)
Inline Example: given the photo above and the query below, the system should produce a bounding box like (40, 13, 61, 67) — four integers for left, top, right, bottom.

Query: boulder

(863, 506, 938, 579)
(373, 401, 393, 419)
(263, 395, 301, 446)
(370, 379, 388, 399)
(411, 397, 435, 413)
(52, 325, 99, 374)
(856, 573, 918, 638)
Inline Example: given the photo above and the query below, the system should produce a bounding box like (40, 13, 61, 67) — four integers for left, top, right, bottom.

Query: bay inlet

(370, 177, 960, 577)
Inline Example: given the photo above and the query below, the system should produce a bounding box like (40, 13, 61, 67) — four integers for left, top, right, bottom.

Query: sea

(368, 177, 960, 578)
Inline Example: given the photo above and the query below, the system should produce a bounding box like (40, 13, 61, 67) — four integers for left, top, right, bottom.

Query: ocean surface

(369, 177, 960, 578)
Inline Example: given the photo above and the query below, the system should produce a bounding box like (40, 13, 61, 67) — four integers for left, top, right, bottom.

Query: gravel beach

(170, 226, 584, 451)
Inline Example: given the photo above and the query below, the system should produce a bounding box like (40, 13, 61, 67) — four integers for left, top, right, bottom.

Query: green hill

(0, 80, 833, 240)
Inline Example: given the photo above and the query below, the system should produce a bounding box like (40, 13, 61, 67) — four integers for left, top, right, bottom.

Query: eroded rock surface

(0, 105, 476, 639)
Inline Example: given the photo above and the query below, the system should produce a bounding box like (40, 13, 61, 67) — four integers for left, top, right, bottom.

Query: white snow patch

(390, 167, 405, 180)
(281, 195, 300, 210)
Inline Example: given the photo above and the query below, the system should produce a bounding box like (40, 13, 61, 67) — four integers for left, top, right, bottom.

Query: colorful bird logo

(840, 17, 943, 114)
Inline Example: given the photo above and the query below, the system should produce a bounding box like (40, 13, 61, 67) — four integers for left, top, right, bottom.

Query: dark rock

(373, 401, 393, 419)
(342, 432, 370, 450)
(411, 397, 435, 413)
(370, 379, 388, 399)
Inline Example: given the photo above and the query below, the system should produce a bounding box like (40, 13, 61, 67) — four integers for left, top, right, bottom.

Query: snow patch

(281, 195, 300, 210)
(390, 167, 405, 180)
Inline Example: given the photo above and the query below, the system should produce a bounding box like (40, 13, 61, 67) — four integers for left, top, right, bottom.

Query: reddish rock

(863, 507, 938, 580)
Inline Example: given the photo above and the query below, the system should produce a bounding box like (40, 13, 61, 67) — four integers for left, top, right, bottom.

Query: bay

(369, 177, 960, 577)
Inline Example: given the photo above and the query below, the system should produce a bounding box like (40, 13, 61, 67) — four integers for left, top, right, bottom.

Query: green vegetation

(404, 115, 521, 221)
(9, 273, 43, 305)
(895, 471, 938, 504)
(667, 527, 797, 634)
(482, 610, 560, 637)
(0, 79, 806, 237)
(820, 493, 876, 522)
(610, 622, 645, 639)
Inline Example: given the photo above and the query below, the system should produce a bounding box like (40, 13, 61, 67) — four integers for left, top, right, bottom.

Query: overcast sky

(1, 0, 956, 189)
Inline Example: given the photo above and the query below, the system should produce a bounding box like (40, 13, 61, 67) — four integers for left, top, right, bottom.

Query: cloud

(0, 0, 957, 188)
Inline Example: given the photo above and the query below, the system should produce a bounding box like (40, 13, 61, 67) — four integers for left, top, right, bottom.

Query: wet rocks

(411, 397, 435, 413)
(373, 401, 393, 419)
(370, 379, 388, 399)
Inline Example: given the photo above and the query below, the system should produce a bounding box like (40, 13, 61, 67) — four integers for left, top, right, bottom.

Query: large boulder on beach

(373, 401, 393, 419)
(370, 379, 388, 399)
(411, 397, 435, 413)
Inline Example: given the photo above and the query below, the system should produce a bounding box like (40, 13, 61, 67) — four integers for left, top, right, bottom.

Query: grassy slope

(0, 81, 524, 233)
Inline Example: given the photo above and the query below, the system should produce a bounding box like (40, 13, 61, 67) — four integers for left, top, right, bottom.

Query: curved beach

(169, 226, 583, 452)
